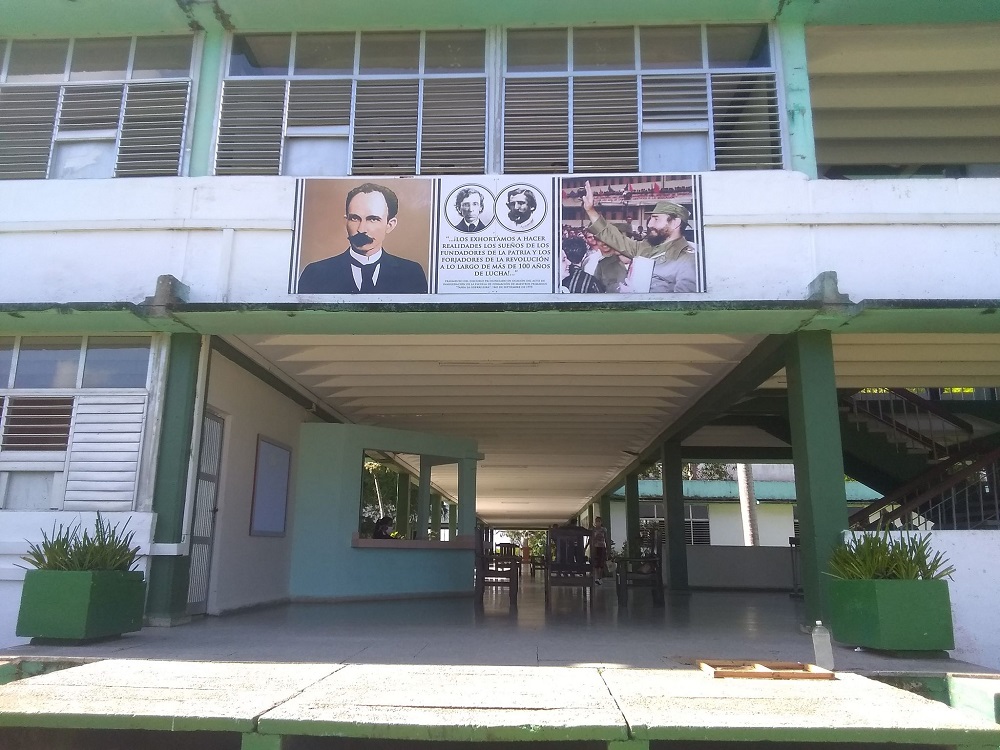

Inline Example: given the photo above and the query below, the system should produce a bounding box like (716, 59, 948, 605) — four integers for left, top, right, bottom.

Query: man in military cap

(580, 180, 697, 293)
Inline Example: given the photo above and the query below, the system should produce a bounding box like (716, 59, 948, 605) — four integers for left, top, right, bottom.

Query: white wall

(203, 351, 316, 614)
(915, 531, 1000, 671)
(709, 503, 796, 547)
(0, 511, 154, 648)
(1, 173, 998, 305)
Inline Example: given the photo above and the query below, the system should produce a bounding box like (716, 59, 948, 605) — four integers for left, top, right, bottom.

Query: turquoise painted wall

(4, 0, 998, 37)
(289, 424, 478, 599)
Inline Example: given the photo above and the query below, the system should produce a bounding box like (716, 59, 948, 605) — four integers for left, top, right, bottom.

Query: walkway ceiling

(234, 331, 1000, 527)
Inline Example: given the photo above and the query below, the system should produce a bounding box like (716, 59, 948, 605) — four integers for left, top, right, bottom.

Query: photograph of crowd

(559, 175, 702, 294)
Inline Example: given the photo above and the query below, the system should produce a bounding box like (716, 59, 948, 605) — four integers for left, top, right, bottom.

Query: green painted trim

(188, 28, 225, 177)
(662, 443, 688, 590)
(786, 330, 848, 624)
(777, 23, 817, 179)
(211, 337, 341, 423)
(242, 733, 284, 750)
(151, 334, 202, 543)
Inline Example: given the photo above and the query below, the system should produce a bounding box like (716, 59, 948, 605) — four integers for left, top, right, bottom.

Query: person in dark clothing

(561, 236, 604, 293)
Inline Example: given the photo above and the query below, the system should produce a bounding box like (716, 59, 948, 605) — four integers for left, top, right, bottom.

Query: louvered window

(0, 397, 74, 451)
(0, 36, 194, 180)
(503, 25, 782, 173)
(217, 31, 487, 177)
(685, 504, 711, 545)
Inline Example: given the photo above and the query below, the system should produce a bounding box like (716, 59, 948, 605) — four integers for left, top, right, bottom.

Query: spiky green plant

(21, 514, 141, 572)
(828, 529, 955, 581)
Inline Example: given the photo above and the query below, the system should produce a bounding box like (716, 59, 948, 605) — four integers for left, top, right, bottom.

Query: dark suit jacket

(454, 220, 486, 233)
(298, 250, 427, 294)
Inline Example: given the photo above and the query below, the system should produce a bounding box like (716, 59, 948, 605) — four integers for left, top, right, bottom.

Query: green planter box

(16, 570, 146, 641)
(829, 577, 954, 651)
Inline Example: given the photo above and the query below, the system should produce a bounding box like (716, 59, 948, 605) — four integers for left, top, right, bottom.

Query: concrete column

(417, 456, 432, 540)
(395, 471, 411, 538)
(146, 333, 202, 626)
(448, 501, 457, 539)
(187, 24, 226, 177)
(430, 493, 442, 540)
(662, 442, 688, 590)
(777, 23, 818, 179)
(625, 471, 640, 556)
(786, 331, 848, 623)
(457, 457, 477, 536)
(737, 463, 760, 546)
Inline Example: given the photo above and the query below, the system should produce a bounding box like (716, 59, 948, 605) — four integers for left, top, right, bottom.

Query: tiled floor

(2, 577, 993, 675)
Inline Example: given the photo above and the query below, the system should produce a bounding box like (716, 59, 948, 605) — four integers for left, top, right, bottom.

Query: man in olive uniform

(580, 180, 697, 293)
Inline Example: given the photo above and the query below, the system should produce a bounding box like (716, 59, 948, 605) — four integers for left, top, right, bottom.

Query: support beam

(457, 457, 477, 537)
(662, 442, 689, 591)
(786, 331, 848, 624)
(625, 472, 641, 556)
(146, 333, 202, 626)
(778, 22, 818, 178)
(417, 457, 432, 540)
(395, 472, 411, 538)
(430, 493, 442, 540)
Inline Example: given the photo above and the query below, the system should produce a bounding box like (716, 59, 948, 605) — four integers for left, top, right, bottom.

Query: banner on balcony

(291, 173, 704, 297)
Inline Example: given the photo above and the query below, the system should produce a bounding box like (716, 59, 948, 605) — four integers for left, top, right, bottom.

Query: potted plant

(16, 514, 146, 642)
(826, 530, 956, 651)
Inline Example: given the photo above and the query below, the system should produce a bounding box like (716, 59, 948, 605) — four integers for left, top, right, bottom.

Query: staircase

(841, 389, 1000, 531)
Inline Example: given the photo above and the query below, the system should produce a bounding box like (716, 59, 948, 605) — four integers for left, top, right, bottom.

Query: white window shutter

(286, 80, 352, 127)
(503, 78, 569, 173)
(420, 78, 487, 174)
(116, 81, 190, 177)
(64, 394, 147, 509)
(0, 86, 60, 178)
(58, 84, 125, 132)
(573, 75, 639, 173)
(352, 80, 419, 175)
(710, 72, 782, 169)
(216, 79, 286, 175)
(641, 74, 710, 126)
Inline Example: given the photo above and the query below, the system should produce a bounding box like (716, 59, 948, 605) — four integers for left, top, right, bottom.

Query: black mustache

(349, 232, 374, 248)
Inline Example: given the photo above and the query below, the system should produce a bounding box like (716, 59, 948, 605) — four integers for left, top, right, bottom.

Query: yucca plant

(828, 529, 955, 581)
(21, 514, 141, 572)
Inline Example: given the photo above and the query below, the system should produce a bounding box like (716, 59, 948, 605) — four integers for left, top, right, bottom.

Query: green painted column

(777, 22, 818, 179)
(417, 457, 432, 540)
(430, 493, 442, 540)
(625, 471, 640, 557)
(395, 471, 411, 538)
(448, 501, 457, 539)
(662, 442, 689, 590)
(587, 503, 594, 527)
(457, 457, 477, 537)
(187, 24, 226, 176)
(786, 331, 848, 623)
(146, 333, 202, 626)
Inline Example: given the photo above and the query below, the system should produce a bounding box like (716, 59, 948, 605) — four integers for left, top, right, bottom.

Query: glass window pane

(14, 338, 81, 388)
(82, 337, 151, 388)
(229, 34, 291, 76)
(69, 38, 130, 81)
(359, 32, 419, 74)
(707, 25, 770, 68)
(132, 36, 193, 79)
(0, 337, 13, 387)
(6, 39, 69, 82)
(573, 28, 634, 71)
(506, 29, 567, 72)
(294, 33, 355, 75)
(281, 137, 349, 176)
(50, 140, 117, 179)
(640, 26, 703, 69)
(425, 31, 485, 73)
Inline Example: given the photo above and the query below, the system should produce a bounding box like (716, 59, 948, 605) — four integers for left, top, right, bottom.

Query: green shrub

(828, 529, 955, 581)
(21, 514, 141, 572)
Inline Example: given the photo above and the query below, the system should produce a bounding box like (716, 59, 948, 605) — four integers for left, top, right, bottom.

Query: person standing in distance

(298, 182, 427, 294)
